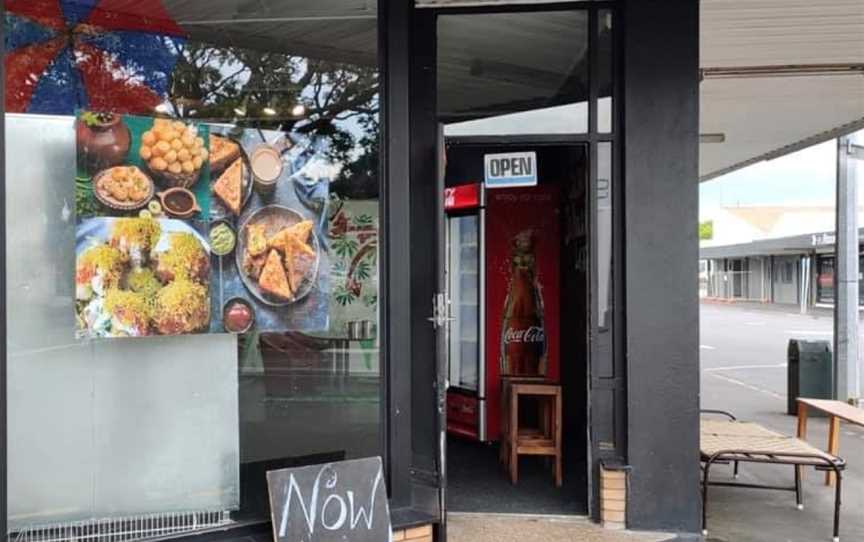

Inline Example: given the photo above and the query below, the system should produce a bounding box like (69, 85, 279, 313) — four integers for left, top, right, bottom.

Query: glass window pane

(439, 11, 589, 136)
(449, 216, 480, 390)
(5, 0, 380, 535)
(597, 143, 613, 328)
(597, 10, 614, 134)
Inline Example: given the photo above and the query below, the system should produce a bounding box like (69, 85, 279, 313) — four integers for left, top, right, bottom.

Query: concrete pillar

(834, 135, 862, 404)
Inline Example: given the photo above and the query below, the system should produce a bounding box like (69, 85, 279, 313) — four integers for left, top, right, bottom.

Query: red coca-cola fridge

(445, 182, 560, 443)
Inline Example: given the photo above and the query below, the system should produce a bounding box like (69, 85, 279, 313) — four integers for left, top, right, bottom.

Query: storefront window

(596, 9, 613, 134)
(815, 254, 864, 305)
(439, 10, 590, 136)
(5, 0, 379, 537)
(817, 256, 835, 304)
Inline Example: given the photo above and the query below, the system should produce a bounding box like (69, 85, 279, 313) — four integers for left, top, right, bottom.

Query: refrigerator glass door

(448, 214, 481, 391)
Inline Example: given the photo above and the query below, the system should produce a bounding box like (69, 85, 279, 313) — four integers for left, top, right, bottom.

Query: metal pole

(834, 135, 861, 404)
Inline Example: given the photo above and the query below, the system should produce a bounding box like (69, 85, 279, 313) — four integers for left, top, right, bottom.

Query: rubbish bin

(787, 339, 833, 415)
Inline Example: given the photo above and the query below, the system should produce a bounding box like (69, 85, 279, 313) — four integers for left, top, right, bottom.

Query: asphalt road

(700, 302, 864, 542)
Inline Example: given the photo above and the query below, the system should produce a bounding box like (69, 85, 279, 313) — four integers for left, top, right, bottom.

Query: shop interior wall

(622, 0, 701, 534)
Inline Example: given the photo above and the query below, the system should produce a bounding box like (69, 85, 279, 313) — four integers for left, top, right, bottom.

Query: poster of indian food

(207, 126, 330, 333)
(73, 116, 330, 338)
(75, 217, 211, 338)
(75, 112, 210, 220)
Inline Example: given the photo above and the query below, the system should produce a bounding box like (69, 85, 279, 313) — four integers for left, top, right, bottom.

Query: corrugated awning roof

(162, 0, 862, 181)
(700, 0, 864, 180)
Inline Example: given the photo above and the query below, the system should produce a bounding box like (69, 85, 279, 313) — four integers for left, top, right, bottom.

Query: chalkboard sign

(267, 457, 391, 542)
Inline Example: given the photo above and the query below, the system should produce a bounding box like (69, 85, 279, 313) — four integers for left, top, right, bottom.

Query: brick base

(600, 465, 628, 530)
(393, 524, 433, 542)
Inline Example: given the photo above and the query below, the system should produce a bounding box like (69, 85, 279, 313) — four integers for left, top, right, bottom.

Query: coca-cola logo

(503, 326, 545, 344)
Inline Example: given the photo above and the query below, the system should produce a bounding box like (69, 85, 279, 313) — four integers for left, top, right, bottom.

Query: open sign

(484, 151, 537, 188)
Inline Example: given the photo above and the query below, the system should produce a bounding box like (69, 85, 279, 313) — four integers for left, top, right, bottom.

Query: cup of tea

(251, 137, 291, 195)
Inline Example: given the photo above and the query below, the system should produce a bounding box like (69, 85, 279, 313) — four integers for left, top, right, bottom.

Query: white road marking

(700, 345, 716, 350)
(706, 372, 786, 400)
(704, 364, 786, 372)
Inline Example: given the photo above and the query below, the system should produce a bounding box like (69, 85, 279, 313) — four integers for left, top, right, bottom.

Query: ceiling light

(262, 97, 278, 117)
(234, 96, 248, 117)
(154, 103, 170, 114)
(291, 104, 306, 117)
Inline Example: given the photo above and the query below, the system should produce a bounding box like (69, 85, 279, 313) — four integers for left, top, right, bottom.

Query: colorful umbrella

(5, 0, 186, 115)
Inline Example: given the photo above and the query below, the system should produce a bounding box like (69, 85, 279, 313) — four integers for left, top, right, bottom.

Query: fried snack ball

(151, 157, 168, 171)
(141, 131, 156, 146)
(181, 133, 195, 148)
(192, 156, 203, 170)
(140, 146, 152, 161)
(171, 138, 184, 151)
(154, 140, 171, 157)
(181, 160, 195, 173)
(177, 148, 191, 162)
(159, 129, 176, 143)
(168, 162, 182, 174)
(164, 150, 178, 164)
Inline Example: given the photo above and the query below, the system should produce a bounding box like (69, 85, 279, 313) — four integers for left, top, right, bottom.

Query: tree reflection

(169, 41, 379, 197)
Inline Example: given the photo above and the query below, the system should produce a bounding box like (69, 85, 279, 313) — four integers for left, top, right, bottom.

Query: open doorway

(442, 141, 590, 515)
(429, 4, 609, 519)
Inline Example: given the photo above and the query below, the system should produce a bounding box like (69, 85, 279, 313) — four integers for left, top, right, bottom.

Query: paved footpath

(447, 513, 674, 542)
(701, 302, 864, 542)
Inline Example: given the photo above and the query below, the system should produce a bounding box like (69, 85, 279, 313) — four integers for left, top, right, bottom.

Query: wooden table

(797, 398, 864, 486)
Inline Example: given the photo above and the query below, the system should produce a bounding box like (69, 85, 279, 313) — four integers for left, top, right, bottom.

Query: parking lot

(700, 303, 864, 542)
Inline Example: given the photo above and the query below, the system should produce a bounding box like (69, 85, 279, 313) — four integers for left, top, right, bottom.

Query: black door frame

(409, 0, 625, 523)
(442, 136, 592, 514)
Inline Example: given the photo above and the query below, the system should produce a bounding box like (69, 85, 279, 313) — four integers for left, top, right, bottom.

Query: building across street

(701, 206, 864, 309)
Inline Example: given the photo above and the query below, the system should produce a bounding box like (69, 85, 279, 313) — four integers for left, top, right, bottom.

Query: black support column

(381, 0, 414, 509)
(622, 0, 701, 534)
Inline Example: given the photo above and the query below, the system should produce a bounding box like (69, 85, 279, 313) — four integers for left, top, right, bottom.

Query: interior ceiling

(700, 0, 864, 180)
(162, 0, 378, 66)
(437, 11, 589, 120)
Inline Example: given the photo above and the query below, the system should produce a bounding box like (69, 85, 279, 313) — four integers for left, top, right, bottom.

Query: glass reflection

(4, 0, 380, 533)
(438, 11, 589, 135)
(597, 10, 613, 134)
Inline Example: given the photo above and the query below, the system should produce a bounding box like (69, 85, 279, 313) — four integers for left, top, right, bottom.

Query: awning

(700, 0, 864, 180)
(163, 0, 863, 181)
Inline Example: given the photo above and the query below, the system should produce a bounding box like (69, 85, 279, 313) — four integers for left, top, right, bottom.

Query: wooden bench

(499, 378, 562, 487)
(797, 398, 864, 487)
(700, 410, 846, 542)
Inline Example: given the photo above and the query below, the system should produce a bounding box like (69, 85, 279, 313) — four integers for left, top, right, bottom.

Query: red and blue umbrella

(5, 0, 186, 115)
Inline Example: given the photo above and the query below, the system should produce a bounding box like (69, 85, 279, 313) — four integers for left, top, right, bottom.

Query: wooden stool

(499, 378, 563, 487)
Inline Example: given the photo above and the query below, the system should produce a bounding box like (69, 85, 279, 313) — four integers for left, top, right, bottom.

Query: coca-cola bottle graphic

(500, 230, 546, 376)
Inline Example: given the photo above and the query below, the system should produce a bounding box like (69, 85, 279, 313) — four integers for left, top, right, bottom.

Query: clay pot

(157, 187, 201, 219)
(76, 114, 131, 175)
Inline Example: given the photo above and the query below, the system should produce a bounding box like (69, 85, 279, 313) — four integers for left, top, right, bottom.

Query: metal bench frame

(700, 410, 846, 542)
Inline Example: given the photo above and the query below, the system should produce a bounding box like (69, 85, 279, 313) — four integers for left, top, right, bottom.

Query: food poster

(75, 217, 212, 338)
(206, 126, 330, 334)
(75, 112, 211, 220)
(321, 200, 378, 338)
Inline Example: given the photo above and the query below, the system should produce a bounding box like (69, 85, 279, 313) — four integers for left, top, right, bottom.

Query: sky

(700, 130, 864, 221)
(699, 140, 836, 220)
